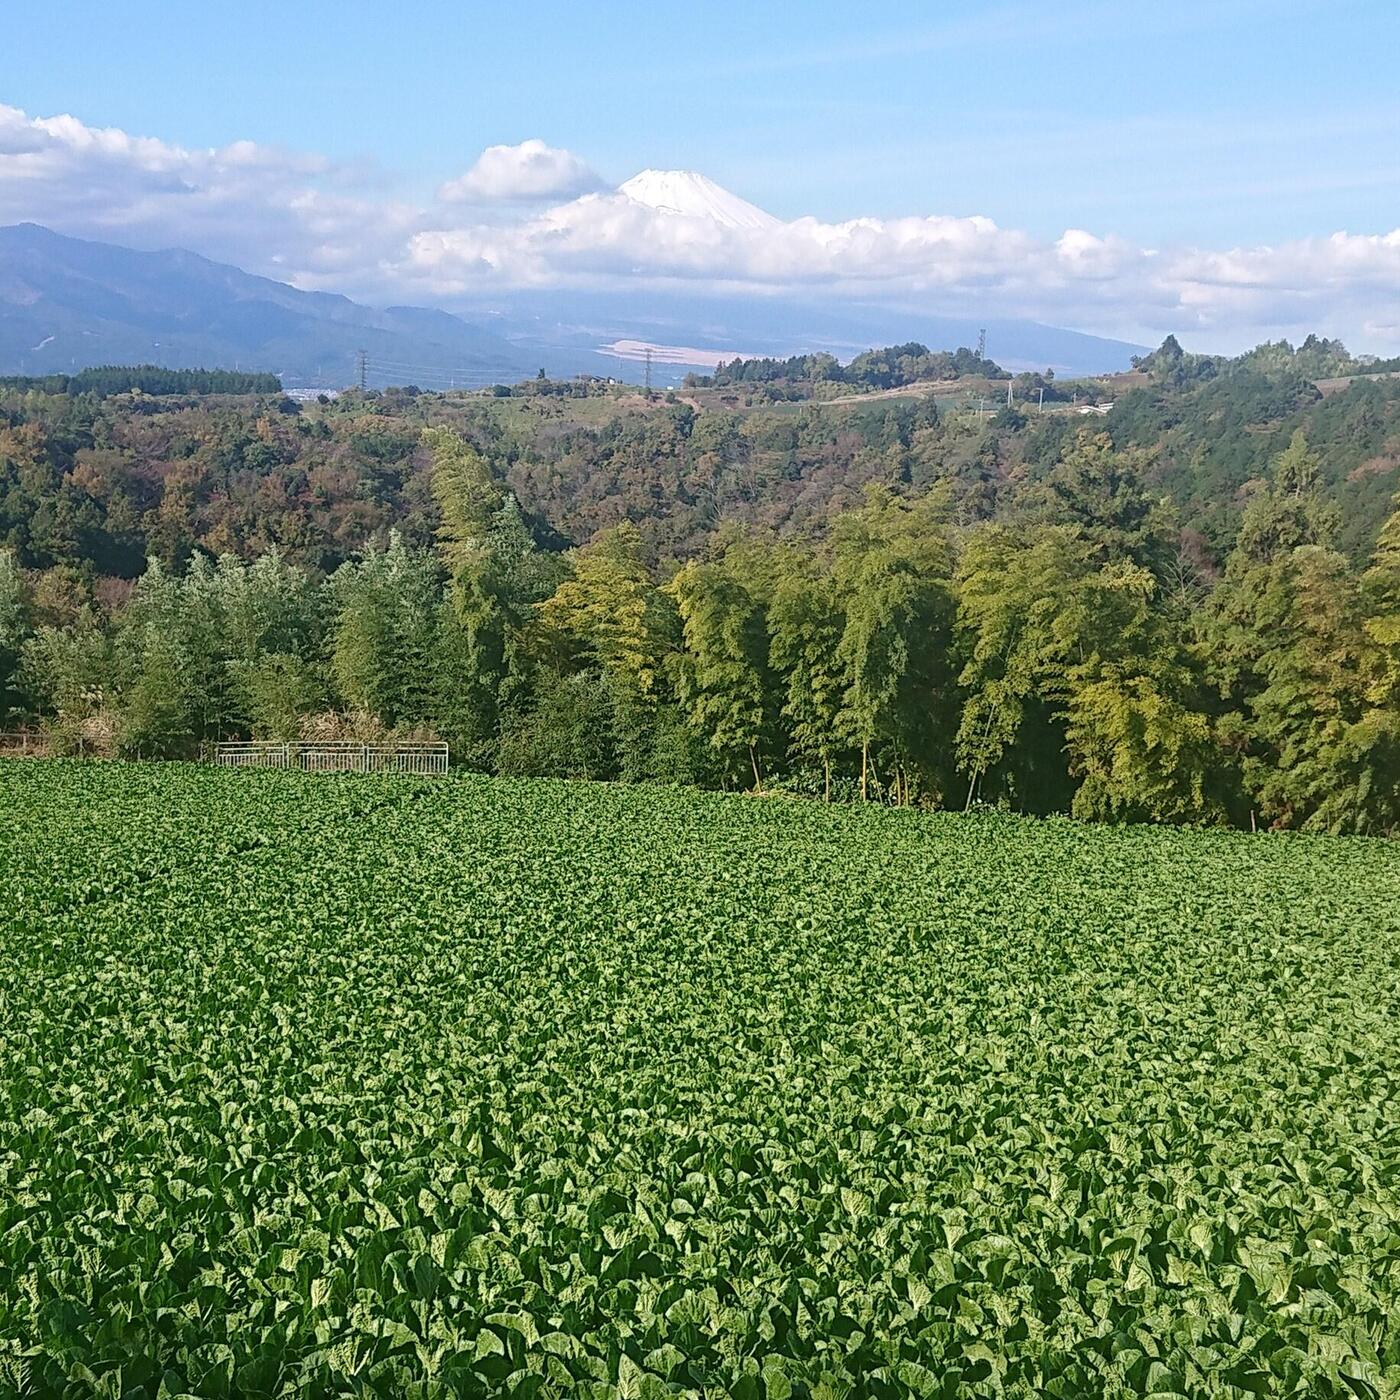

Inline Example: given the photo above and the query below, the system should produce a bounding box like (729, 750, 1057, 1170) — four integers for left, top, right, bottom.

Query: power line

(354, 355, 529, 394)
(361, 355, 524, 384)
(362, 374, 506, 395)
(365, 356, 511, 377)
(364, 366, 497, 386)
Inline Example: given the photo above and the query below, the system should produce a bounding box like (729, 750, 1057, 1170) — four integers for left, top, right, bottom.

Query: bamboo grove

(3, 425, 1398, 833)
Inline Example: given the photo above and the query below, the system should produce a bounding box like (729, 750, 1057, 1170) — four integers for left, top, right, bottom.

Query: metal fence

(213, 740, 450, 776)
(0, 731, 47, 758)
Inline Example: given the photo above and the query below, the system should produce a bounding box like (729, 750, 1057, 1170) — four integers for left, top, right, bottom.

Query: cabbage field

(2, 760, 1398, 1398)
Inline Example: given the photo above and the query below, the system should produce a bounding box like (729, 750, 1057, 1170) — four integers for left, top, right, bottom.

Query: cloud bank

(3, 103, 1400, 353)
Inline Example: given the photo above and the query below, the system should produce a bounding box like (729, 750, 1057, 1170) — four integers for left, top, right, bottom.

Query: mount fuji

(478, 170, 1147, 380)
(1, 172, 1149, 386)
(618, 170, 782, 231)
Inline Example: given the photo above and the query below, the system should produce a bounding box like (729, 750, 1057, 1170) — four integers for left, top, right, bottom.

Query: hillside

(3, 338, 1399, 576)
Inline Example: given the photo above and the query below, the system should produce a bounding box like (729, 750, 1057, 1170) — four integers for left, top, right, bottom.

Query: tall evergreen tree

(329, 532, 441, 728)
(536, 522, 668, 694)
(1362, 490, 1400, 712)
(832, 489, 954, 802)
(768, 565, 847, 799)
(1059, 562, 1221, 825)
(954, 524, 1091, 811)
(1030, 430, 1173, 572)
(667, 559, 773, 789)
(426, 428, 561, 749)
(1209, 436, 1396, 831)
(0, 549, 29, 725)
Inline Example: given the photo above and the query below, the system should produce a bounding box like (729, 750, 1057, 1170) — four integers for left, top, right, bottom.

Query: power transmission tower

(976, 328, 987, 360)
(356, 349, 368, 392)
(644, 347, 653, 399)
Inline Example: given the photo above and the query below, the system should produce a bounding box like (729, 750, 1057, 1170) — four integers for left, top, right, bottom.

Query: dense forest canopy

(2, 337, 1399, 833)
(1131, 332, 1400, 387)
(686, 342, 1008, 390)
(0, 365, 283, 398)
(4, 336, 1399, 577)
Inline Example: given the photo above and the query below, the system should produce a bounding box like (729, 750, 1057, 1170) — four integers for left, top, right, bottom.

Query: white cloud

(403, 191, 1400, 352)
(3, 103, 1400, 353)
(0, 102, 413, 291)
(439, 139, 601, 203)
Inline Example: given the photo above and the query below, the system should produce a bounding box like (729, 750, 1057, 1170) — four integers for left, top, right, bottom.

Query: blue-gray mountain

(0, 224, 535, 389)
(0, 222, 1147, 386)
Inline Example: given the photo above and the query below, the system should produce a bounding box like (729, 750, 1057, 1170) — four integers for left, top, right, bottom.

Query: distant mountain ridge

(472, 285, 1148, 382)
(0, 223, 535, 388)
(0, 220, 1148, 386)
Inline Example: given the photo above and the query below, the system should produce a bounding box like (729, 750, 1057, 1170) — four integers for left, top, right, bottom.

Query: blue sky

(3, 0, 1400, 349)
(8, 0, 1397, 240)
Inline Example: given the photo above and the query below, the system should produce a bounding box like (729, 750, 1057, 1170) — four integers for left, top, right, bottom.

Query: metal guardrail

(213, 741, 449, 775)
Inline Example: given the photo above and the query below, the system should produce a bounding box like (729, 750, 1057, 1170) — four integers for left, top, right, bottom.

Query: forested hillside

(3, 339, 1399, 579)
(3, 339, 1399, 833)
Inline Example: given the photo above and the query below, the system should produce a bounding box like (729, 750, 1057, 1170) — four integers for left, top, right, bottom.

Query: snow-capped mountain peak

(618, 170, 780, 231)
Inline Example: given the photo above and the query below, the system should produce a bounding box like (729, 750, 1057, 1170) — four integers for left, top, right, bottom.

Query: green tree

(113, 560, 204, 752)
(426, 428, 561, 749)
(535, 522, 677, 782)
(19, 609, 113, 738)
(329, 531, 441, 727)
(768, 564, 847, 798)
(0, 549, 30, 724)
(1237, 546, 1397, 832)
(1232, 429, 1339, 566)
(667, 559, 773, 789)
(1361, 489, 1400, 712)
(118, 619, 193, 757)
(1060, 563, 1222, 825)
(426, 426, 512, 636)
(1029, 430, 1172, 572)
(496, 669, 618, 781)
(237, 654, 326, 741)
(1206, 432, 1395, 831)
(832, 489, 954, 803)
(954, 524, 1092, 812)
(956, 524, 1220, 822)
(536, 522, 670, 696)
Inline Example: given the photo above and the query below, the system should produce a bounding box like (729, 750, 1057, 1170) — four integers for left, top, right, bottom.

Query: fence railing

(0, 730, 47, 758)
(213, 740, 449, 775)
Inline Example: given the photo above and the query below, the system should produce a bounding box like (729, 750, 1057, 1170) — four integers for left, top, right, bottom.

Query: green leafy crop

(1, 760, 1398, 1397)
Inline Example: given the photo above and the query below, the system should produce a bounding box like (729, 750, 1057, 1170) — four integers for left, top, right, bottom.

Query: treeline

(3, 427, 1398, 834)
(0, 365, 282, 398)
(1132, 334, 1400, 388)
(688, 342, 1008, 390)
